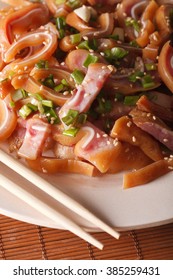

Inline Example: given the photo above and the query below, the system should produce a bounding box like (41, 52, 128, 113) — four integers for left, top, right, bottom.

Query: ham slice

(130, 108, 173, 151)
(18, 117, 51, 160)
(59, 63, 113, 122)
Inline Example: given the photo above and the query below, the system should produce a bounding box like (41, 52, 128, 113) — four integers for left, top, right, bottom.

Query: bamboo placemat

(0, 214, 173, 260)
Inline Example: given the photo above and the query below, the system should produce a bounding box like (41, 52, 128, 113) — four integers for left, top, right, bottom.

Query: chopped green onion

(71, 69, 85, 84)
(12, 89, 27, 102)
(129, 40, 139, 48)
(78, 39, 98, 51)
(55, 0, 65, 4)
(42, 100, 53, 108)
(54, 83, 64, 92)
(83, 54, 98, 67)
(108, 34, 119, 40)
(125, 17, 141, 32)
(56, 17, 66, 30)
(145, 63, 157, 71)
(62, 109, 79, 125)
(59, 29, 65, 39)
(124, 95, 139, 106)
(9, 101, 15, 108)
(111, 47, 129, 59)
(66, 0, 81, 9)
(142, 75, 155, 89)
(27, 103, 38, 111)
(56, 17, 66, 39)
(38, 101, 44, 114)
(19, 105, 32, 119)
(46, 108, 60, 124)
(42, 74, 55, 89)
(8, 71, 15, 79)
(128, 71, 144, 83)
(114, 92, 124, 102)
(96, 98, 112, 114)
(61, 79, 69, 86)
(63, 127, 79, 137)
(75, 113, 87, 125)
(78, 40, 91, 50)
(70, 33, 81, 44)
(33, 93, 43, 101)
(35, 60, 49, 69)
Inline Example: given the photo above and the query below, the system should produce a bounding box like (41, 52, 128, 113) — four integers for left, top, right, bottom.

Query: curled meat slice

(155, 4, 173, 45)
(66, 11, 95, 32)
(136, 95, 173, 123)
(3, 23, 58, 72)
(12, 74, 70, 107)
(44, 0, 72, 17)
(74, 122, 122, 173)
(158, 40, 173, 93)
(123, 159, 171, 189)
(65, 49, 107, 73)
(0, 94, 17, 141)
(110, 115, 163, 161)
(81, 13, 114, 39)
(59, 63, 113, 121)
(27, 157, 96, 177)
(130, 108, 173, 151)
(0, 3, 49, 54)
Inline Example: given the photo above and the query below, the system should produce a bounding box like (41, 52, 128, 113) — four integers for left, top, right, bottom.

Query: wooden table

(0, 214, 173, 260)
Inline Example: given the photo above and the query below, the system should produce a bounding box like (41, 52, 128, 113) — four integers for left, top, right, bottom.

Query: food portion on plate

(0, 0, 173, 189)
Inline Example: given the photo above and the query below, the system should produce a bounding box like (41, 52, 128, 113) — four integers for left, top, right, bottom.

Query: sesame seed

(163, 138, 168, 142)
(132, 136, 136, 142)
(127, 121, 132, 127)
(103, 134, 108, 138)
(107, 140, 111, 145)
(18, 76, 22, 80)
(83, 36, 88, 40)
(113, 139, 119, 146)
(84, 93, 90, 98)
(107, 65, 114, 71)
(42, 168, 48, 173)
(63, 91, 69, 96)
(100, 52, 105, 56)
(96, 133, 101, 138)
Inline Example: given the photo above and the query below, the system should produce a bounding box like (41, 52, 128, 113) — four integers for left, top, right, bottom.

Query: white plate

(0, 1, 173, 232)
(0, 155, 173, 231)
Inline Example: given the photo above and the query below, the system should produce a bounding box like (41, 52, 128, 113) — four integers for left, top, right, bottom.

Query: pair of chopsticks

(0, 149, 120, 249)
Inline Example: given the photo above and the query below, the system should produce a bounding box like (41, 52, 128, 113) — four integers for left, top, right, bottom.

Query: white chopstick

(0, 149, 120, 239)
(0, 173, 103, 250)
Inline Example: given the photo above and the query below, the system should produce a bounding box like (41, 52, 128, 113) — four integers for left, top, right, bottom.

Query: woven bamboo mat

(0, 215, 173, 260)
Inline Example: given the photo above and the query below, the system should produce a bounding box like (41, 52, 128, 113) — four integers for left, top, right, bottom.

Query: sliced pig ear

(158, 40, 173, 93)
(74, 122, 122, 173)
